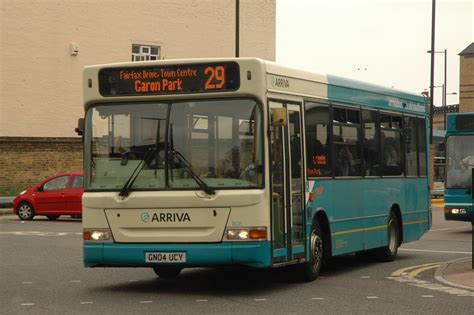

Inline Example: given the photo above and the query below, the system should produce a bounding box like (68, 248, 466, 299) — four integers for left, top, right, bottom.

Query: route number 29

(204, 66, 225, 89)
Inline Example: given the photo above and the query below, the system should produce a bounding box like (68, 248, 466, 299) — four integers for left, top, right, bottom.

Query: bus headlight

(227, 229, 249, 240)
(83, 229, 112, 242)
(226, 227, 267, 241)
(445, 208, 468, 215)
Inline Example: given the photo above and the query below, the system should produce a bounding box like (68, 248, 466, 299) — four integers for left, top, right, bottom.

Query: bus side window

(417, 118, 427, 176)
(404, 116, 418, 176)
(381, 114, 403, 176)
(333, 107, 362, 177)
(304, 102, 331, 177)
(362, 109, 380, 176)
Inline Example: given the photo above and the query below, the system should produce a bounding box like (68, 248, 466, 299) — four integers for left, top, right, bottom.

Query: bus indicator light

(249, 229, 267, 240)
(83, 231, 91, 241)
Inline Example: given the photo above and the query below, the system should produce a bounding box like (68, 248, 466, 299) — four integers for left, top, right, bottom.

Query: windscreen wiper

(119, 147, 155, 197)
(169, 149, 215, 195)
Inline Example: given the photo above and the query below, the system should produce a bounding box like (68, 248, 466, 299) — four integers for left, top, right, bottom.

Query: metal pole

(235, 0, 239, 58)
(443, 49, 447, 130)
(429, 0, 436, 144)
(442, 84, 445, 129)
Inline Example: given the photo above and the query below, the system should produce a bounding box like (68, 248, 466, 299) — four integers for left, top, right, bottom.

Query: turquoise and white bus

(444, 112, 474, 222)
(81, 58, 431, 280)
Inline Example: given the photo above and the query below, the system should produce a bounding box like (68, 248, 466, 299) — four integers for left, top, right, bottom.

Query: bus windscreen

(98, 62, 240, 96)
(455, 114, 474, 131)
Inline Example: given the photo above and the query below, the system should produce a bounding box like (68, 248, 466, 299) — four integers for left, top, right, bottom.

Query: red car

(13, 172, 84, 221)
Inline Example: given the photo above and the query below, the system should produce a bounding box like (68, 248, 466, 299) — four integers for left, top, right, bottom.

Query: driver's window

(43, 176, 69, 191)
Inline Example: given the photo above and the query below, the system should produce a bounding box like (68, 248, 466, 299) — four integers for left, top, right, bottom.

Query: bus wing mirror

(75, 118, 84, 136)
(272, 108, 287, 127)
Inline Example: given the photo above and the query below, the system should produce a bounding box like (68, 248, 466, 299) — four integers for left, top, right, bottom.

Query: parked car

(13, 172, 83, 220)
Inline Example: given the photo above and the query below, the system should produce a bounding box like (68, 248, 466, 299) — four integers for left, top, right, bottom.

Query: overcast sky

(276, 0, 473, 106)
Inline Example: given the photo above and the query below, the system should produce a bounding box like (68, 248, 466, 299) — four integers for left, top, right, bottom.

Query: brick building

(459, 42, 474, 113)
(0, 0, 276, 195)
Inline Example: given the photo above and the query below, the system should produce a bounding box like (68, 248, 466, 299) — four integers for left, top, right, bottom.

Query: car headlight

(19, 190, 26, 196)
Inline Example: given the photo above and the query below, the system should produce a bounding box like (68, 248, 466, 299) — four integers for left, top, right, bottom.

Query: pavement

(0, 206, 472, 291)
(0, 208, 13, 216)
(435, 257, 474, 290)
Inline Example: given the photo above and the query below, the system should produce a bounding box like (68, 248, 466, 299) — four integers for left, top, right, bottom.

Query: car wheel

(17, 202, 35, 220)
(153, 267, 182, 279)
(46, 215, 60, 221)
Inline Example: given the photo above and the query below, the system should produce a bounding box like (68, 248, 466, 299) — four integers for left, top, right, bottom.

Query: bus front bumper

(444, 211, 472, 222)
(84, 241, 272, 269)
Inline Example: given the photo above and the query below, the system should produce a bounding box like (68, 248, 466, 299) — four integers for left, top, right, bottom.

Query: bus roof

(446, 112, 474, 133)
(264, 59, 426, 115)
(84, 57, 427, 115)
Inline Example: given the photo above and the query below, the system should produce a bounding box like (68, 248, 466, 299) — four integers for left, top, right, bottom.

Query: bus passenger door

(269, 101, 305, 264)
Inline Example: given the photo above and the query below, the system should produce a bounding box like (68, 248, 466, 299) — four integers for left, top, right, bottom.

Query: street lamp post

(429, 0, 436, 145)
(442, 83, 446, 129)
(443, 49, 447, 129)
(427, 49, 448, 129)
(235, 0, 239, 57)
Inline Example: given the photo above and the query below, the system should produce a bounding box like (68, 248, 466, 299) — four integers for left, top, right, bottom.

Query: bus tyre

(153, 267, 182, 279)
(300, 221, 324, 281)
(47, 215, 60, 221)
(17, 202, 35, 221)
(375, 212, 400, 262)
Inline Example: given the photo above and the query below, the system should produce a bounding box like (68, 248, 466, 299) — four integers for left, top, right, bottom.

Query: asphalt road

(0, 206, 472, 314)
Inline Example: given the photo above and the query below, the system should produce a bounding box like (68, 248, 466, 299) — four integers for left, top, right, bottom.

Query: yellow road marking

(407, 264, 440, 278)
(391, 262, 441, 277)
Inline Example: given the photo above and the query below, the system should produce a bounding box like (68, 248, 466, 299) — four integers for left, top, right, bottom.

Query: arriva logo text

(271, 76, 290, 88)
(141, 212, 191, 223)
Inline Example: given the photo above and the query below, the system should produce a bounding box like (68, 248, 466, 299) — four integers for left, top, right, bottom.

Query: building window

(132, 44, 160, 61)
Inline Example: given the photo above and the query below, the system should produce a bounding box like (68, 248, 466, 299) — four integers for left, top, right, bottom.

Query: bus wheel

(375, 212, 400, 262)
(47, 215, 60, 221)
(17, 202, 35, 221)
(153, 267, 182, 279)
(299, 221, 324, 281)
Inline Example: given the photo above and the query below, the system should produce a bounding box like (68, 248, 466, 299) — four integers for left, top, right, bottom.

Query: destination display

(99, 62, 240, 96)
(455, 114, 474, 131)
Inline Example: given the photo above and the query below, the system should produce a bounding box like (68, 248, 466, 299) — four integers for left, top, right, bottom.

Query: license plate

(145, 252, 186, 263)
